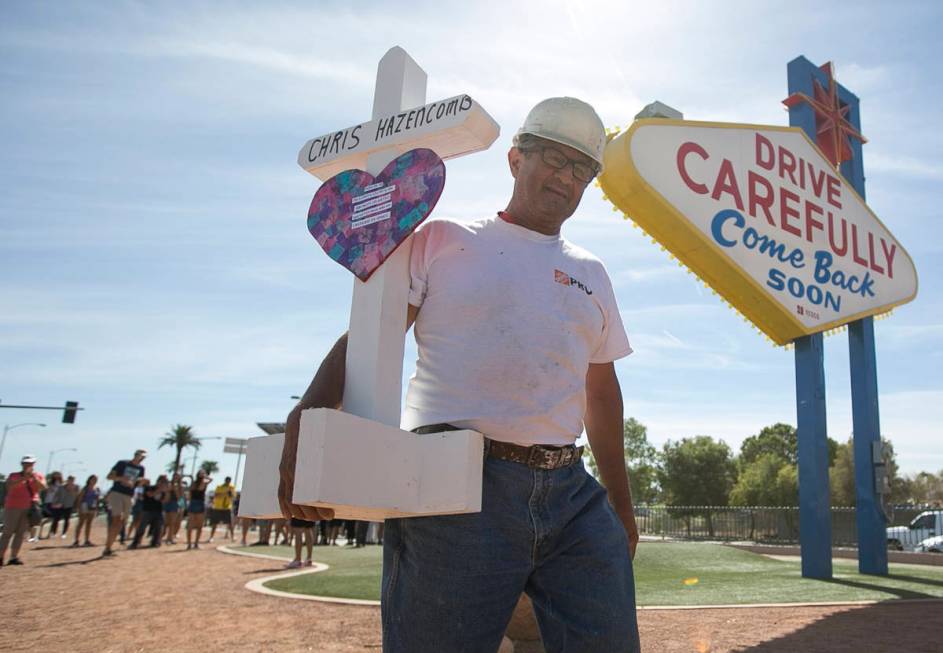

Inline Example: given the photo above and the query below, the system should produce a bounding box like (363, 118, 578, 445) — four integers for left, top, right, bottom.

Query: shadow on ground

(243, 567, 294, 574)
(40, 556, 107, 568)
(822, 576, 936, 600)
(736, 601, 943, 653)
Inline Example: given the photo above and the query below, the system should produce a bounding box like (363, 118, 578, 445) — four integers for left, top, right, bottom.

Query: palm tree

(159, 424, 201, 475)
(199, 460, 219, 476)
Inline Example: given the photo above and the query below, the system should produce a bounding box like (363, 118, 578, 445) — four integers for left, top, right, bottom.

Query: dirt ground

(1, 522, 941, 653)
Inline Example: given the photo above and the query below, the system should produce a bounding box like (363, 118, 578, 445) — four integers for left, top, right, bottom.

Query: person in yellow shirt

(207, 476, 235, 542)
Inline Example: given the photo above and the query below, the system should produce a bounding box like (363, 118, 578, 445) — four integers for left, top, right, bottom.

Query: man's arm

(32, 474, 46, 492)
(278, 332, 348, 521)
(584, 362, 638, 559)
(278, 303, 421, 521)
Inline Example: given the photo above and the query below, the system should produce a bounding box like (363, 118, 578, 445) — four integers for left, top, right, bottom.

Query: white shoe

(27, 537, 37, 543)
(285, 560, 303, 569)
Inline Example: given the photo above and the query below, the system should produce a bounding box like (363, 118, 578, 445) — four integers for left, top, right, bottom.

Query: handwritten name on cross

(298, 46, 499, 426)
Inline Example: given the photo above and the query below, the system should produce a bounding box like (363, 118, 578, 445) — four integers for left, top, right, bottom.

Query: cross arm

(297, 94, 500, 181)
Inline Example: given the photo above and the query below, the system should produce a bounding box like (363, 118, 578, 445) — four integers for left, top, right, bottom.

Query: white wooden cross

(238, 46, 499, 520)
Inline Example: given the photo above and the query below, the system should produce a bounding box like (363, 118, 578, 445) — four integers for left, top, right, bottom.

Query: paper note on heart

(307, 148, 446, 281)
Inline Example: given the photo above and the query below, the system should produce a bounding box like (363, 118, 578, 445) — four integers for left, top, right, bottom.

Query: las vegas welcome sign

(599, 120, 918, 345)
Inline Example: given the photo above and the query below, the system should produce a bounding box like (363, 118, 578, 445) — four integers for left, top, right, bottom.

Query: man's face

(508, 137, 595, 226)
(21, 462, 33, 474)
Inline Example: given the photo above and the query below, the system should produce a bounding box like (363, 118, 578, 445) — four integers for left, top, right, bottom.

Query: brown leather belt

(412, 424, 584, 471)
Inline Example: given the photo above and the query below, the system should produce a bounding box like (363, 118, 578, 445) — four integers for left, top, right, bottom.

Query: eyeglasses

(522, 144, 599, 184)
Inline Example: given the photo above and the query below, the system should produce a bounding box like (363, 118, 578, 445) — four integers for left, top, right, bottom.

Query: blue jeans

(382, 457, 640, 652)
(131, 510, 163, 548)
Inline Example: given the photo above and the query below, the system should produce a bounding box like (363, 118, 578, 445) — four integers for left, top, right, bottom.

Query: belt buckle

(553, 449, 567, 469)
(543, 448, 564, 470)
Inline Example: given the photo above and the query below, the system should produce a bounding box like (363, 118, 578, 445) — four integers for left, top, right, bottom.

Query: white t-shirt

(402, 215, 632, 446)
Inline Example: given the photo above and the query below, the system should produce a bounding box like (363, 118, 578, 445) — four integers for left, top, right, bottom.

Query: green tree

(660, 436, 737, 506)
(199, 460, 219, 476)
(730, 453, 798, 506)
(158, 424, 201, 476)
(659, 436, 737, 536)
(740, 422, 839, 468)
(828, 437, 902, 506)
(740, 423, 798, 466)
(893, 470, 943, 505)
(585, 417, 660, 504)
(880, 439, 906, 504)
(829, 438, 856, 506)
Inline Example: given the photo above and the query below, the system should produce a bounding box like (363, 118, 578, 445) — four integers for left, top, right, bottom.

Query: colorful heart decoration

(307, 148, 446, 282)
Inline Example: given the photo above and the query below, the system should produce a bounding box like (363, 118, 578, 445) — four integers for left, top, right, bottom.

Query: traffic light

(63, 401, 79, 424)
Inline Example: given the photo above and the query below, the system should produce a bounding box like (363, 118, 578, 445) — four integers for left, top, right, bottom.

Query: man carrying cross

(281, 95, 640, 652)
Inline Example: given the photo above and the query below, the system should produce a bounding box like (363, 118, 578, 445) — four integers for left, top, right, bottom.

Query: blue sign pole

(786, 55, 888, 577)
(849, 316, 888, 574)
(786, 56, 833, 579)
(794, 333, 833, 578)
(834, 73, 890, 576)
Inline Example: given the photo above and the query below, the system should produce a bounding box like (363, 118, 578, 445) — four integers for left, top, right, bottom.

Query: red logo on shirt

(555, 269, 593, 295)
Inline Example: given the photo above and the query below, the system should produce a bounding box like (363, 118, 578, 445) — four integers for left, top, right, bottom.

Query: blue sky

(1, 1, 940, 486)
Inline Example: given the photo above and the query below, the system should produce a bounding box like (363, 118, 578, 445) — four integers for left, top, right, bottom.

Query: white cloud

(865, 152, 943, 180)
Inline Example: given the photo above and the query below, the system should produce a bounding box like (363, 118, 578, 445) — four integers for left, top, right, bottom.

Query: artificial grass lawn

(248, 544, 382, 601)
(241, 542, 943, 606)
(635, 543, 943, 606)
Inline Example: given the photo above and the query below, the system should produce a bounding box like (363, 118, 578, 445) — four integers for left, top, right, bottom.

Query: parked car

(886, 510, 943, 551)
(915, 534, 943, 553)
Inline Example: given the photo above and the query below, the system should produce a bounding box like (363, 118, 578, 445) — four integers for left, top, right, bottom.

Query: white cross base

(238, 432, 286, 519)
(238, 47, 497, 520)
(238, 411, 483, 520)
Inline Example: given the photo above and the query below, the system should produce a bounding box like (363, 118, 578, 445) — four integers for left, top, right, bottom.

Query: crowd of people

(0, 449, 240, 565)
(0, 449, 380, 569)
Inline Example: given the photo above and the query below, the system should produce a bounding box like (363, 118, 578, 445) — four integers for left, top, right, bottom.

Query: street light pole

(0, 423, 47, 468)
(47, 447, 78, 475)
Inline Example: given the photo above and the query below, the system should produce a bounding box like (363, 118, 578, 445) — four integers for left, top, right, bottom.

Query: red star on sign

(783, 61, 867, 168)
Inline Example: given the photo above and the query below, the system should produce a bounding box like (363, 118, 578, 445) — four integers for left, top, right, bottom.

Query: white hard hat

(514, 97, 606, 170)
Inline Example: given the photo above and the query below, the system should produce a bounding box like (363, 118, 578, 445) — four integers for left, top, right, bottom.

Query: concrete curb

(726, 543, 943, 566)
(217, 545, 381, 606)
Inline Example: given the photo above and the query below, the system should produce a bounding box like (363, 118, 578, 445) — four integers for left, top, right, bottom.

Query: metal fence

(635, 505, 930, 546)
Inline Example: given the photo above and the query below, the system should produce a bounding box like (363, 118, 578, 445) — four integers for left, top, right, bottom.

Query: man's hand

(613, 503, 639, 560)
(278, 408, 334, 522)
